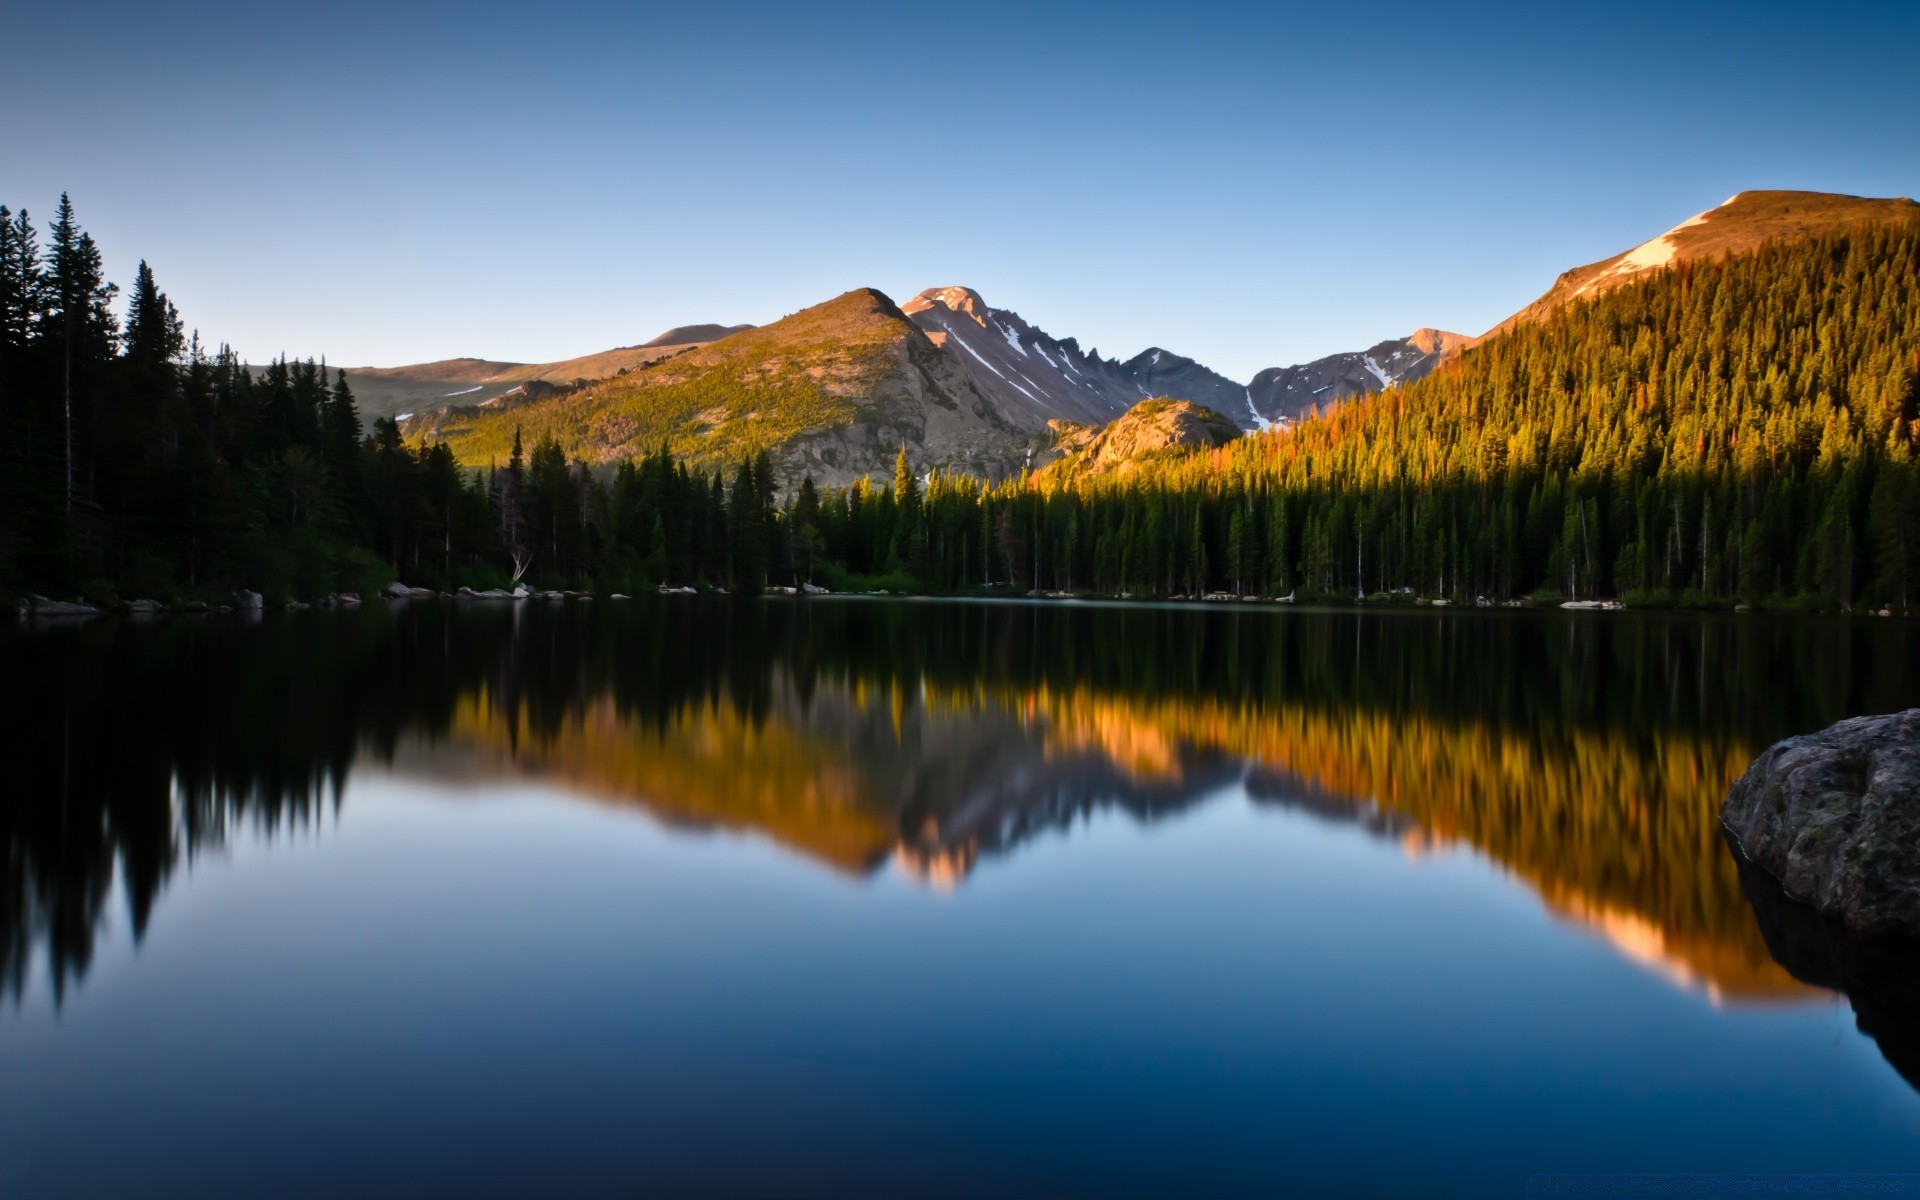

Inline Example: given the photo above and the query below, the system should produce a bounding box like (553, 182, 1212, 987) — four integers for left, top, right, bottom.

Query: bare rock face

(1722, 710, 1920, 937)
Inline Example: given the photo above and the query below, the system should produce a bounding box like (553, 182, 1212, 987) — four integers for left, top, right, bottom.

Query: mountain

(901, 286, 1247, 430)
(344, 322, 756, 422)
(402, 288, 1027, 487)
(1245, 328, 1468, 426)
(1038, 398, 1243, 479)
(642, 323, 754, 348)
(1479, 189, 1920, 342)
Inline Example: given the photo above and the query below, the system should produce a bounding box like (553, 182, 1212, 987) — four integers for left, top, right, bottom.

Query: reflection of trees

(6, 601, 1919, 1006)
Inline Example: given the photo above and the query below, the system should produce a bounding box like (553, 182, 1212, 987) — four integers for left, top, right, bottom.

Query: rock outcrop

(26, 595, 103, 618)
(1037, 398, 1242, 479)
(1722, 709, 1920, 937)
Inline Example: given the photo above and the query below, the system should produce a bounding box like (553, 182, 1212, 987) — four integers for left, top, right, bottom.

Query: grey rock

(234, 589, 263, 610)
(1722, 709, 1920, 937)
(27, 594, 103, 617)
(381, 581, 412, 600)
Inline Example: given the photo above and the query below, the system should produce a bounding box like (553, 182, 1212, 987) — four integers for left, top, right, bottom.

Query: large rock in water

(1722, 710, 1920, 937)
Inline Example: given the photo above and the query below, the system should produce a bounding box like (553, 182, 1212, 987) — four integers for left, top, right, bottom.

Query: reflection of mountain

(411, 671, 1807, 1000)
(11, 600, 1920, 1010)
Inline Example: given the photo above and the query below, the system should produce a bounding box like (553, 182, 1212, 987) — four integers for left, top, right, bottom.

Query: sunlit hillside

(402, 288, 1028, 486)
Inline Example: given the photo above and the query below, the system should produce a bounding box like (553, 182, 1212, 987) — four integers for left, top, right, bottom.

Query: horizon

(7, 1, 1920, 379)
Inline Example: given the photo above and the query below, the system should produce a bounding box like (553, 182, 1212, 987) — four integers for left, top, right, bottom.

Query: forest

(2, 196, 1916, 609)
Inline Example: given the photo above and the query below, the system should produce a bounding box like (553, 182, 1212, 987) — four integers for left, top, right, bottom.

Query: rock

(609, 593, 630, 600)
(336, 592, 361, 605)
(234, 589, 263, 610)
(381, 581, 412, 600)
(409, 587, 436, 599)
(12, 597, 29, 619)
(122, 598, 165, 614)
(802, 583, 829, 595)
(180, 601, 209, 613)
(1722, 709, 1920, 937)
(28, 596, 103, 617)
(510, 585, 532, 600)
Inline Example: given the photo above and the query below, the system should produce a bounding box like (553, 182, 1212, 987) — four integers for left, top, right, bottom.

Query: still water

(4, 599, 1920, 1197)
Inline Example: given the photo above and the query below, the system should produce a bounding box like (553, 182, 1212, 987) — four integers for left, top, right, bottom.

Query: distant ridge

(642, 323, 754, 348)
(902, 286, 1247, 430)
(343, 321, 750, 420)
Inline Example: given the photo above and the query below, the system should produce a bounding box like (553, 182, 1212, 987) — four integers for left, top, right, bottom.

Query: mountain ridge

(1475, 189, 1920, 343)
(385, 188, 1920, 480)
(402, 287, 1029, 487)
(902, 286, 1248, 430)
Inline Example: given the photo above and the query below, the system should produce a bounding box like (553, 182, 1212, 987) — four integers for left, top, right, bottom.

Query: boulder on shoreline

(26, 595, 103, 618)
(1722, 709, 1920, 937)
(234, 589, 263, 611)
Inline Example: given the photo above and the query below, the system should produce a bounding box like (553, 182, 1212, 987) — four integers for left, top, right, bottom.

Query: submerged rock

(1722, 709, 1920, 937)
(1733, 847, 1920, 1090)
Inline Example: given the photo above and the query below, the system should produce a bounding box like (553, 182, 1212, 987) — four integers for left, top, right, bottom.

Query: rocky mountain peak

(902, 285, 992, 327)
(1406, 328, 1470, 357)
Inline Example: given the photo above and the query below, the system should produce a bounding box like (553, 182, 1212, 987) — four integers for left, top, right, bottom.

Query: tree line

(3, 195, 1916, 607)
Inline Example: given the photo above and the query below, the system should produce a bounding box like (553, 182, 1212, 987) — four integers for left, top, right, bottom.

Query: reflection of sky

(2, 774, 1908, 1199)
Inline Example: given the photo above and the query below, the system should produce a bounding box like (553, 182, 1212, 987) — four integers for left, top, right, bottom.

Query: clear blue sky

(5, 0, 1917, 380)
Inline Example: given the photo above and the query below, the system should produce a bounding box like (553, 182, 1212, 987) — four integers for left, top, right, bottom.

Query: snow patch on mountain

(903, 285, 1249, 431)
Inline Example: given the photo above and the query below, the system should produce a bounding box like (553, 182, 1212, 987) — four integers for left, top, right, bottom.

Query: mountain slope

(1037, 398, 1242, 480)
(346, 323, 756, 421)
(1245, 328, 1468, 426)
(902, 286, 1248, 430)
(1479, 189, 1920, 342)
(402, 288, 1027, 486)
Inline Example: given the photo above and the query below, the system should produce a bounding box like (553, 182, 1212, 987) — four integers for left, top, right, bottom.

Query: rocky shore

(1722, 709, 1920, 937)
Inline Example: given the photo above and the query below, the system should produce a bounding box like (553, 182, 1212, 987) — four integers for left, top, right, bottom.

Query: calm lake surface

(5, 599, 1920, 1197)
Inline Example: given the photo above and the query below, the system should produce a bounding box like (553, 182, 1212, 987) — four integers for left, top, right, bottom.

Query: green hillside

(402, 288, 1018, 482)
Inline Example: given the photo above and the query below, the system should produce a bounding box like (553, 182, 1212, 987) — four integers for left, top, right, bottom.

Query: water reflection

(7, 601, 1919, 1016)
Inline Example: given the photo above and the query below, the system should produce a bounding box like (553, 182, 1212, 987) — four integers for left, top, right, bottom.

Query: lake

(4, 599, 1920, 1197)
